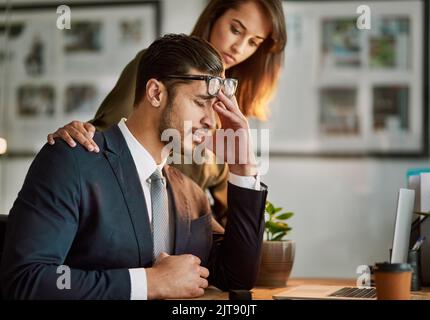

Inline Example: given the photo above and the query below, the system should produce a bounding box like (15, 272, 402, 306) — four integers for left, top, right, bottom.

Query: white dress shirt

(117, 118, 260, 300)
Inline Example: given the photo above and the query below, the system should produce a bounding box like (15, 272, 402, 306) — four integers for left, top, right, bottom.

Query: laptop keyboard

(328, 287, 376, 299)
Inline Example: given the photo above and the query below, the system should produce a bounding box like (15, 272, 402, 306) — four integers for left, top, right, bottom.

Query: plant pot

(256, 240, 295, 287)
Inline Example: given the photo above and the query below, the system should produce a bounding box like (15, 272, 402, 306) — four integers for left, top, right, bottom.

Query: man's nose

(202, 103, 217, 130)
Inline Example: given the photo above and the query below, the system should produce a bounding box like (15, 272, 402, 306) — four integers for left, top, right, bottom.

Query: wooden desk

(198, 278, 430, 300)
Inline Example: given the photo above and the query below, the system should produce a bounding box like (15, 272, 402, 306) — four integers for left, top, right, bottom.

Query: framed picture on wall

(260, 0, 428, 157)
(0, 1, 161, 154)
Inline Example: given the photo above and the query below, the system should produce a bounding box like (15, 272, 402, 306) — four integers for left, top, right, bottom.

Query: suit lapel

(164, 166, 191, 254)
(102, 126, 154, 267)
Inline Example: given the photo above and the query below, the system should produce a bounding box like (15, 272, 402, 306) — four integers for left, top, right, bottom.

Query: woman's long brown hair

(191, 0, 287, 120)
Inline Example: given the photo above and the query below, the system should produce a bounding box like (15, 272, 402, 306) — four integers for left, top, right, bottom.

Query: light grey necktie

(150, 169, 170, 259)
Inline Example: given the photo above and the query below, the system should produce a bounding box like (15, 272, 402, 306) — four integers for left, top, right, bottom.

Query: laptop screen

(391, 188, 415, 263)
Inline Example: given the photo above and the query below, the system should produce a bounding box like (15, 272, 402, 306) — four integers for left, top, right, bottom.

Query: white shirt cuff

(228, 172, 260, 191)
(129, 268, 148, 300)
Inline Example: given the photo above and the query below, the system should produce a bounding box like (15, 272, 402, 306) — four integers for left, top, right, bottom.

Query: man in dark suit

(0, 34, 268, 300)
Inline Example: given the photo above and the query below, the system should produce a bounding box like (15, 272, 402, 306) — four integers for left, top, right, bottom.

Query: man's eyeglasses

(165, 75, 238, 98)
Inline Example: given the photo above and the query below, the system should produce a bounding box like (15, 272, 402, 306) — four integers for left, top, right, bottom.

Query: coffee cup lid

(374, 262, 412, 272)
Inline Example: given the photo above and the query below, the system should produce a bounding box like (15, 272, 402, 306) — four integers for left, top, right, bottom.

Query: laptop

(273, 188, 415, 300)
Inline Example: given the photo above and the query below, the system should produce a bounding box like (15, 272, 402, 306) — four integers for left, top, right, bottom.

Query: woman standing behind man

(48, 0, 287, 227)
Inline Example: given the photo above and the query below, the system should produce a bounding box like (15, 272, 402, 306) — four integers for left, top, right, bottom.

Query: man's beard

(157, 97, 190, 156)
(158, 98, 176, 141)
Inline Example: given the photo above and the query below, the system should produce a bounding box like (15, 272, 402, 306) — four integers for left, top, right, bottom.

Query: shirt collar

(118, 118, 167, 181)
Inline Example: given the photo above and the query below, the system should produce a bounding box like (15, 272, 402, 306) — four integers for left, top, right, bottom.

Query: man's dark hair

(134, 33, 224, 106)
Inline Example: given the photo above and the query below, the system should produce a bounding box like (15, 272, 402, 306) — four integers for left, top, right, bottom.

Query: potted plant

(256, 201, 295, 287)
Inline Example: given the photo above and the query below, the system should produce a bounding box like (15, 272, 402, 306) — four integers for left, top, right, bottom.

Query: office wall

(0, 0, 205, 214)
(0, 0, 429, 279)
(266, 0, 430, 278)
(4, 0, 205, 35)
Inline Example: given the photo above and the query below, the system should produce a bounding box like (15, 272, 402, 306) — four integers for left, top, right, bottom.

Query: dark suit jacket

(0, 125, 268, 299)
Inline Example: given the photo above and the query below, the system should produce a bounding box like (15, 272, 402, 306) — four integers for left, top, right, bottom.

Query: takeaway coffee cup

(374, 262, 413, 300)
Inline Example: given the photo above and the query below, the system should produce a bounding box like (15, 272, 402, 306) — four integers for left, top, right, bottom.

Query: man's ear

(146, 79, 165, 108)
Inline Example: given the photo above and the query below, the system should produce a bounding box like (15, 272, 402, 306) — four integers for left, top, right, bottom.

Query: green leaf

(265, 202, 295, 238)
(275, 212, 294, 221)
(415, 211, 430, 217)
(265, 202, 275, 215)
(272, 233, 286, 241)
(271, 231, 285, 239)
(273, 207, 283, 214)
(266, 221, 290, 233)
